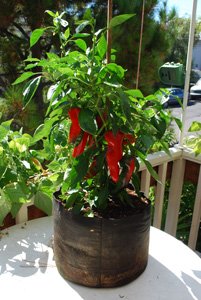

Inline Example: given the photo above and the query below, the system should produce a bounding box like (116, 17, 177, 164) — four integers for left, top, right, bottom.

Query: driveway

(169, 100, 201, 141)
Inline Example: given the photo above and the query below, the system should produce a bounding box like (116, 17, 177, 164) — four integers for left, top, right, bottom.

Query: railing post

(188, 165, 201, 250)
(153, 162, 168, 229)
(165, 158, 186, 236)
(15, 199, 33, 224)
(140, 169, 151, 198)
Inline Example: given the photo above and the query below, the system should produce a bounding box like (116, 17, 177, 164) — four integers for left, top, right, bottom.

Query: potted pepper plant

(13, 9, 176, 287)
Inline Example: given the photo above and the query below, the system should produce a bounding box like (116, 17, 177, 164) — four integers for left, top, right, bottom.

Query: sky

(167, 0, 201, 18)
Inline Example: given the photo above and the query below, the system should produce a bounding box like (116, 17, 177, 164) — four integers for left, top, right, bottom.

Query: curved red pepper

(73, 131, 90, 158)
(68, 108, 81, 142)
(105, 131, 136, 183)
(105, 131, 124, 182)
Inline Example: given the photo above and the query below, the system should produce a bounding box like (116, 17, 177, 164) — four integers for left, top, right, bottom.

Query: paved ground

(169, 100, 201, 142)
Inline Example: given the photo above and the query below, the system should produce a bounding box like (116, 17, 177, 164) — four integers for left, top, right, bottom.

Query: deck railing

(15, 146, 201, 251)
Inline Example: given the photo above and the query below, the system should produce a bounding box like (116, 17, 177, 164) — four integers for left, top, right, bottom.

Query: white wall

(192, 40, 201, 70)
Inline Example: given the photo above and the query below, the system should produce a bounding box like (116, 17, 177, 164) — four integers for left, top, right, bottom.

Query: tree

(108, 0, 170, 93)
(158, 1, 201, 66)
(0, 0, 178, 101)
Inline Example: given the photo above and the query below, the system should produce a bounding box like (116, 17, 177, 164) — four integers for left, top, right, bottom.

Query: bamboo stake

(179, 0, 198, 146)
(106, 0, 113, 64)
(136, 0, 145, 89)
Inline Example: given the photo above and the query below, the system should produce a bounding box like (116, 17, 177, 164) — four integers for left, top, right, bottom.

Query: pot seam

(99, 219, 103, 286)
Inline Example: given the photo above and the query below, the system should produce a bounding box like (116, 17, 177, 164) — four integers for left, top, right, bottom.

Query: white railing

(15, 146, 201, 251)
(139, 146, 201, 251)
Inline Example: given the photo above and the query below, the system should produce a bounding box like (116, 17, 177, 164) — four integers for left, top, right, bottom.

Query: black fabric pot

(53, 196, 151, 288)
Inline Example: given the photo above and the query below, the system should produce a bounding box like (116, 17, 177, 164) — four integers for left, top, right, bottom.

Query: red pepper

(68, 108, 81, 143)
(124, 158, 135, 185)
(73, 131, 90, 157)
(105, 131, 124, 182)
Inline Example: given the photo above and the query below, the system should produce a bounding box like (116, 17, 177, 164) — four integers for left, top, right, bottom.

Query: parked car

(161, 87, 188, 107)
(190, 79, 201, 99)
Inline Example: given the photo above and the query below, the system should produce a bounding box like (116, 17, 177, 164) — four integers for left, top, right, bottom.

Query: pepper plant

(11, 10, 179, 217)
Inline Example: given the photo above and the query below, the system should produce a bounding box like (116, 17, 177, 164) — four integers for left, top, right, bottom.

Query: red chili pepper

(105, 131, 124, 182)
(124, 158, 135, 185)
(73, 131, 90, 157)
(68, 108, 81, 143)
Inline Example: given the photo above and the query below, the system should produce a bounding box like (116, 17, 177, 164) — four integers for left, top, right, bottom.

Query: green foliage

(11, 10, 179, 216)
(0, 9, 180, 224)
(184, 121, 201, 156)
(149, 181, 200, 251)
(0, 85, 43, 134)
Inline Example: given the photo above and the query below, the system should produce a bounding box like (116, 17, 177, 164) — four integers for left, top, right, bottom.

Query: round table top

(0, 216, 201, 300)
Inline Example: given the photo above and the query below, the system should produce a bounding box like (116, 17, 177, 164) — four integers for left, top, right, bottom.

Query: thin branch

(12, 21, 29, 40)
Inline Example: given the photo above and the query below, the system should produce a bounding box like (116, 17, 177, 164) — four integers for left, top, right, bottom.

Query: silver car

(190, 79, 201, 99)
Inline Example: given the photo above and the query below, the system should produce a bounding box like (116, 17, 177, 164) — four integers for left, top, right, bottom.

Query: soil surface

(93, 189, 150, 219)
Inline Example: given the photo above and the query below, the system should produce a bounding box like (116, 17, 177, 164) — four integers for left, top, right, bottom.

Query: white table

(0, 216, 201, 300)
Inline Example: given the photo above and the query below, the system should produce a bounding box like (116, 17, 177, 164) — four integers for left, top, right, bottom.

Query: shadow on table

(1, 226, 200, 300)
(181, 270, 201, 300)
(0, 221, 53, 277)
(66, 255, 200, 300)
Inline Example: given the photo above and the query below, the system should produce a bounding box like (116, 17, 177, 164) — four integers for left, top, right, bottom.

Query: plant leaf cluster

(1, 10, 178, 221)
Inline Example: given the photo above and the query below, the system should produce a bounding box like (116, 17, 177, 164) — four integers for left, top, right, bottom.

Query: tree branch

(12, 21, 29, 40)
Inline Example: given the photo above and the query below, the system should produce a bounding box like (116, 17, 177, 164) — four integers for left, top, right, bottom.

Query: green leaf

(79, 109, 97, 135)
(174, 117, 182, 130)
(0, 125, 9, 141)
(109, 14, 135, 28)
(194, 140, 201, 156)
(1, 119, 13, 129)
(126, 89, 144, 98)
(31, 116, 59, 144)
(58, 67, 74, 76)
(12, 72, 35, 85)
(23, 76, 42, 108)
(151, 116, 167, 139)
(73, 33, 90, 38)
(63, 153, 90, 190)
(76, 20, 90, 33)
(74, 39, 87, 52)
(95, 185, 109, 210)
(0, 191, 11, 225)
(25, 63, 38, 70)
(30, 28, 47, 48)
(45, 10, 56, 17)
(3, 182, 30, 205)
(106, 63, 125, 78)
(65, 192, 81, 209)
(141, 134, 155, 149)
(97, 34, 107, 59)
(34, 191, 52, 216)
(24, 57, 40, 62)
(46, 52, 59, 60)
(188, 121, 201, 132)
(138, 151, 159, 182)
(64, 27, 70, 39)
(83, 8, 92, 20)
(10, 203, 23, 218)
(118, 90, 131, 121)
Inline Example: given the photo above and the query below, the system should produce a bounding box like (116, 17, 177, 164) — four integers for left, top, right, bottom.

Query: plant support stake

(136, 0, 145, 89)
(179, 0, 198, 146)
(106, 0, 113, 64)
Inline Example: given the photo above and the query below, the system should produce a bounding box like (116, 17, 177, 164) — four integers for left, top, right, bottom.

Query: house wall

(192, 40, 201, 70)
